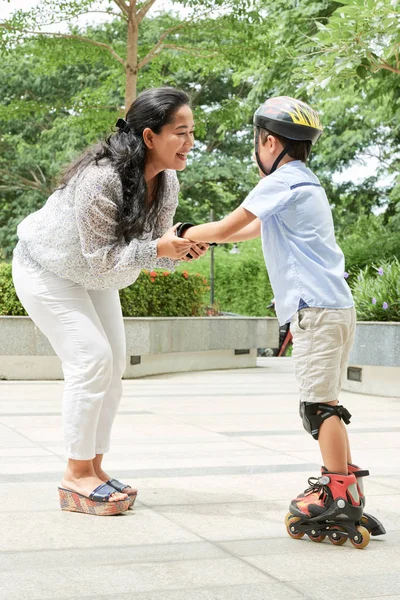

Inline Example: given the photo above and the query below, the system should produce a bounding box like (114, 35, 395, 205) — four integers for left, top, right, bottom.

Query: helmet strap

(254, 127, 289, 176)
(254, 127, 270, 176)
(270, 147, 289, 174)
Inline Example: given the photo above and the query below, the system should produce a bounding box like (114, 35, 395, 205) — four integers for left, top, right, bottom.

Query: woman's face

(144, 104, 195, 172)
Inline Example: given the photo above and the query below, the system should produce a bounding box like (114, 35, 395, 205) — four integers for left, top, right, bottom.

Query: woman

(12, 87, 206, 516)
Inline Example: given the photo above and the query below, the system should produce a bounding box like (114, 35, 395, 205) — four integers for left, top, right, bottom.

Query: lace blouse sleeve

(74, 165, 160, 275)
(151, 170, 181, 270)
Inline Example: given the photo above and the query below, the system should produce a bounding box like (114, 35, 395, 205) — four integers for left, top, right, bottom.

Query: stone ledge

(0, 316, 278, 380)
(348, 322, 400, 368)
(344, 322, 400, 397)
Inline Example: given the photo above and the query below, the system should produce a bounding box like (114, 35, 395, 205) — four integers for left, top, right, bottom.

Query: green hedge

(0, 263, 209, 317)
(178, 239, 400, 321)
(119, 269, 209, 317)
(177, 239, 274, 316)
(0, 263, 26, 315)
(350, 258, 400, 322)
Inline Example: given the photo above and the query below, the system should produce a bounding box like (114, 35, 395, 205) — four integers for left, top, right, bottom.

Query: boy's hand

(181, 243, 209, 262)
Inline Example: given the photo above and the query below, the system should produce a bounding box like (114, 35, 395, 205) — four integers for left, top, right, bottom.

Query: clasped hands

(156, 223, 209, 261)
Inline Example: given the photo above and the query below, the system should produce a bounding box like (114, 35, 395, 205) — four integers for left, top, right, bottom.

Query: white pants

(12, 256, 126, 460)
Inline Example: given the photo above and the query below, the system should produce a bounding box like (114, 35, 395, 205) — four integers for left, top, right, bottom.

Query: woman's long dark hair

(59, 87, 190, 242)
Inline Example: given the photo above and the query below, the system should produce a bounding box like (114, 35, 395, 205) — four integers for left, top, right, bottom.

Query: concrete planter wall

(343, 322, 400, 397)
(0, 316, 278, 380)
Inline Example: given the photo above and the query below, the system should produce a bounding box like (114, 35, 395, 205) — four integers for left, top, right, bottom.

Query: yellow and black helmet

(254, 96, 323, 145)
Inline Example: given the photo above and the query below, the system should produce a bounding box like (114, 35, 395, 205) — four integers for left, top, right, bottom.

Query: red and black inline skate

(285, 470, 371, 548)
(342, 463, 385, 537)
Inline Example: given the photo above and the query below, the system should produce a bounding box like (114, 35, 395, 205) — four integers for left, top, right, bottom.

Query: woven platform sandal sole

(58, 487, 131, 516)
(128, 492, 138, 509)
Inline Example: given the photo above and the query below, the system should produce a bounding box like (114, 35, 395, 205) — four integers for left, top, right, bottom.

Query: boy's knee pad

(299, 401, 352, 440)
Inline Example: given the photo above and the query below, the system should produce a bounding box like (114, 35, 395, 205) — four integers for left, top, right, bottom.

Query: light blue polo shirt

(241, 160, 353, 325)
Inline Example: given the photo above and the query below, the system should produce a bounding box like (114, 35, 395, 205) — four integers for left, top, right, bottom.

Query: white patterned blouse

(13, 160, 180, 290)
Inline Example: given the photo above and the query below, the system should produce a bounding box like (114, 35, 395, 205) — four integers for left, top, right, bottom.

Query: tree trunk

(125, 9, 139, 109)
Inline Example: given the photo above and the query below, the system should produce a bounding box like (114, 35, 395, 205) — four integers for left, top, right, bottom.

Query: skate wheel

(328, 526, 347, 546)
(308, 533, 326, 543)
(284, 513, 304, 540)
(350, 525, 370, 549)
(284, 512, 294, 527)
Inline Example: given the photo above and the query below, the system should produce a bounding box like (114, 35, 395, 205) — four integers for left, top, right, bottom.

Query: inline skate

(344, 464, 385, 536)
(285, 470, 370, 548)
(320, 464, 386, 536)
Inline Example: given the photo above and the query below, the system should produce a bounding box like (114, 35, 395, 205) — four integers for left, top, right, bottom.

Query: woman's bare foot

(61, 468, 128, 502)
(94, 466, 138, 498)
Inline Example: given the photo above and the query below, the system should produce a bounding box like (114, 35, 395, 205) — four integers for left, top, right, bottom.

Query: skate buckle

(319, 475, 330, 485)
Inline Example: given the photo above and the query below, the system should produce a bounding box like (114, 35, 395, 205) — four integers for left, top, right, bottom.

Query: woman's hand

(181, 243, 209, 262)
(157, 224, 195, 260)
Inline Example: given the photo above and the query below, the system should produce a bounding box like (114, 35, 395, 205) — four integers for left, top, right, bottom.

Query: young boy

(179, 96, 385, 547)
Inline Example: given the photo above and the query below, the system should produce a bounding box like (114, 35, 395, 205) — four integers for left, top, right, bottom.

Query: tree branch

(0, 24, 126, 67)
(377, 60, 400, 75)
(31, 10, 126, 27)
(137, 20, 189, 68)
(128, 0, 137, 18)
(161, 44, 217, 59)
(137, 0, 158, 25)
(138, 42, 226, 70)
(137, 14, 218, 71)
(0, 168, 50, 192)
(112, 0, 130, 17)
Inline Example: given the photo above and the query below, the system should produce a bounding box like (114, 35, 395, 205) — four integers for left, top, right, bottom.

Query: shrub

(0, 263, 208, 317)
(177, 239, 273, 316)
(0, 263, 27, 315)
(119, 269, 209, 317)
(350, 259, 400, 322)
(338, 217, 400, 272)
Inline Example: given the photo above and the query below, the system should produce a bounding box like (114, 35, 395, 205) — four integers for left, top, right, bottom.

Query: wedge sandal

(107, 478, 138, 509)
(58, 483, 131, 516)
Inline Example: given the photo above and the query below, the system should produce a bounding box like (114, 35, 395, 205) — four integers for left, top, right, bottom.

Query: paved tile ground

(0, 357, 399, 600)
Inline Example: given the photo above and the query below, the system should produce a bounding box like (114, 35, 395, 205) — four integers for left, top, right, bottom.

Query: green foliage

(0, 7, 262, 258)
(178, 239, 274, 316)
(351, 258, 400, 322)
(119, 269, 209, 317)
(0, 0, 399, 288)
(231, 0, 400, 234)
(338, 215, 400, 272)
(299, 0, 400, 88)
(179, 232, 400, 320)
(0, 263, 27, 316)
(0, 264, 209, 317)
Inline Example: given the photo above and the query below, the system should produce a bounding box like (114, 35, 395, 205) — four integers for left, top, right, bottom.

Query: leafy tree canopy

(0, 0, 398, 261)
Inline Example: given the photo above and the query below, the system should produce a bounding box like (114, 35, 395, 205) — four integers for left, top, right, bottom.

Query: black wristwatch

(176, 222, 217, 259)
(176, 222, 195, 239)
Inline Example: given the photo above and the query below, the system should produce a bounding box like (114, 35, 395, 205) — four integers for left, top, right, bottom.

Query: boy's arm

(223, 219, 261, 242)
(181, 207, 256, 243)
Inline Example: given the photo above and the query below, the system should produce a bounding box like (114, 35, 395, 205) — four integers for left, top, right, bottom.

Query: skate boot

(321, 464, 386, 536)
(347, 463, 386, 536)
(285, 471, 370, 548)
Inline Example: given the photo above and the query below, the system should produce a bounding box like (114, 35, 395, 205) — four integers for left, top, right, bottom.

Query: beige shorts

(290, 306, 356, 404)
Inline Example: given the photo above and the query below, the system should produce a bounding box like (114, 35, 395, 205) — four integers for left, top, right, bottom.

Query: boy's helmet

(254, 96, 323, 144)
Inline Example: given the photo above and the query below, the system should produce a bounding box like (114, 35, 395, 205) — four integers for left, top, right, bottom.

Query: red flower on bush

(182, 271, 189, 279)
(162, 271, 170, 277)
(150, 271, 157, 278)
